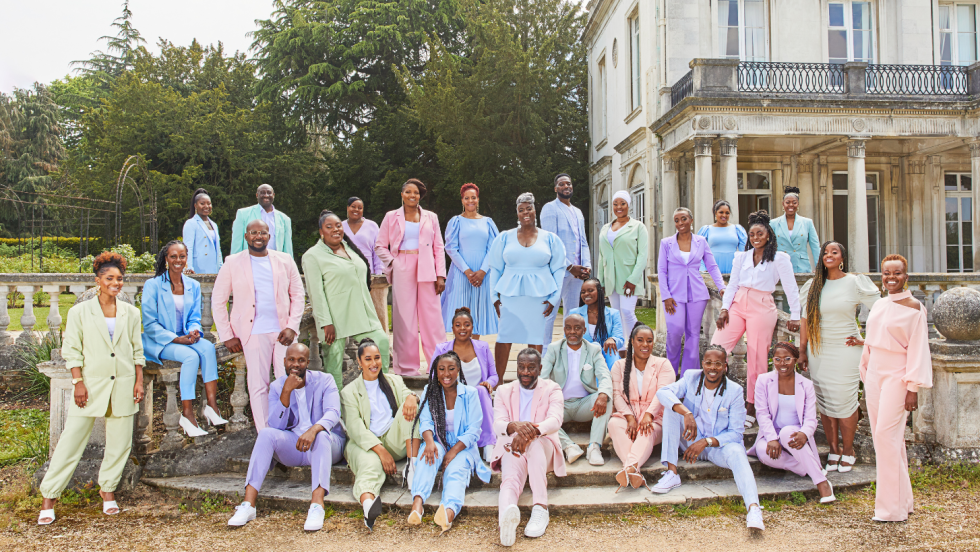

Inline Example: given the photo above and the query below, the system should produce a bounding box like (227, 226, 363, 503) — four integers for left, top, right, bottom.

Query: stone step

(144, 464, 874, 516)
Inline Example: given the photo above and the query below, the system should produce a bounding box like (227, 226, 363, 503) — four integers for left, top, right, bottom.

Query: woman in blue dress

(440, 183, 500, 338)
(567, 278, 624, 370)
(696, 199, 746, 274)
(486, 192, 566, 381)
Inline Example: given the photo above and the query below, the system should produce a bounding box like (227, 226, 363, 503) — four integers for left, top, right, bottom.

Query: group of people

(36, 177, 932, 542)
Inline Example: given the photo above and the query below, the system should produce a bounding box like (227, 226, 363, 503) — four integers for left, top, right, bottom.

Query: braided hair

(154, 240, 187, 280)
(412, 351, 467, 447)
(189, 188, 210, 218)
(805, 241, 846, 354)
(744, 210, 778, 264)
(696, 345, 729, 398)
(622, 322, 655, 411)
(357, 338, 397, 417)
(320, 210, 371, 291)
(579, 278, 609, 344)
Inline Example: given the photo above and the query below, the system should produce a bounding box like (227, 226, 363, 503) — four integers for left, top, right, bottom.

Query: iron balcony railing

(737, 61, 845, 93)
(670, 70, 693, 107)
(865, 64, 967, 95)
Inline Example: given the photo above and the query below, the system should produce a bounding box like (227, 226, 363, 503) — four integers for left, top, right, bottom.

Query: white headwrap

(613, 190, 631, 206)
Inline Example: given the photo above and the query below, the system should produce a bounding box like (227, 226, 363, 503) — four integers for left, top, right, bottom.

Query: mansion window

(736, 171, 771, 227)
(939, 3, 979, 66)
(595, 58, 607, 141)
(828, 1, 874, 64)
(629, 14, 641, 111)
(630, 186, 646, 223)
(718, 0, 767, 61)
(945, 173, 974, 273)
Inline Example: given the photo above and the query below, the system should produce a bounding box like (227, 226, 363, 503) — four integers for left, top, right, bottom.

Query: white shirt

(679, 250, 691, 263)
(587, 323, 597, 339)
(775, 394, 801, 430)
(561, 346, 589, 400)
(634, 368, 644, 391)
(172, 293, 186, 334)
(445, 407, 456, 432)
(364, 379, 395, 436)
(401, 221, 420, 250)
(291, 386, 313, 437)
(261, 208, 277, 251)
(722, 251, 801, 318)
(105, 317, 116, 341)
(460, 357, 482, 387)
(606, 226, 620, 247)
(518, 386, 535, 422)
(250, 255, 282, 335)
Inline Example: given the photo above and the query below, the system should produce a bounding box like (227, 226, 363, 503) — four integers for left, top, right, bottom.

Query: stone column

(661, 154, 679, 236)
(797, 157, 815, 220)
(971, 140, 980, 270)
(719, 136, 740, 225)
(908, 157, 927, 272)
(199, 285, 214, 341)
(43, 285, 62, 339)
(0, 285, 12, 346)
(928, 155, 943, 272)
(693, 137, 714, 230)
(928, 288, 980, 453)
(847, 138, 871, 272)
(17, 286, 36, 341)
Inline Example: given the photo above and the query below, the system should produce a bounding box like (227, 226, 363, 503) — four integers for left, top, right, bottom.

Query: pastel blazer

(418, 382, 493, 482)
(211, 250, 305, 347)
(753, 372, 819, 458)
(541, 339, 612, 397)
(141, 273, 204, 364)
(489, 379, 566, 476)
(610, 356, 676, 422)
(771, 215, 820, 273)
(182, 214, 223, 274)
(540, 198, 591, 269)
(597, 218, 649, 295)
(433, 339, 498, 387)
(567, 305, 624, 369)
(375, 206, 447, 284)
(268, 370, 346, 442)
(657, 233, 726, 303)
(341, 374, 415, 452)
(302, 240, 383, 341)
(62, 298, 145, 418)
(230, 204, 294, 256)
(656, 369, 747, 447)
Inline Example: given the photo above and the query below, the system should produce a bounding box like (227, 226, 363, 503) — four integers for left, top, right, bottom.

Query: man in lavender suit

(227, 343, 346, 532)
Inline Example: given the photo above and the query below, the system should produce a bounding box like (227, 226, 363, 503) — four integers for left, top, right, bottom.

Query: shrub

(15, 332, 60, 398)
(80, 244, 156, 274)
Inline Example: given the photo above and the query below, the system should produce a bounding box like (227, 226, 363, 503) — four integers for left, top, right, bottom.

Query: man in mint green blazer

(230, 184, 293, 256)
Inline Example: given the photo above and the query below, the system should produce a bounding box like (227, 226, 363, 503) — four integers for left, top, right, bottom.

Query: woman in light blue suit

(142, 240, 226, 437)
(771, 187, 820, 273)
(182, 188, 223, 274)
(567, 278, 623, 369)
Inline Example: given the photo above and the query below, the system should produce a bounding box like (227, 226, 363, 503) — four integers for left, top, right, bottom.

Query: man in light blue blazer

(771, 187, 820, 273)
(230, 184, 294, 256)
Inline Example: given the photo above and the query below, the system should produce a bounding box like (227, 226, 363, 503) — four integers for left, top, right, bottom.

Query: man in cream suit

(213, 219, 305, 430)
(541, 314, 611, 466)
(230, 184, 294, 256)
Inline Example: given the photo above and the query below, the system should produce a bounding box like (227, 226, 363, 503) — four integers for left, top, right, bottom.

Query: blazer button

(110, 376, 115, 380)
(111, 353, 115, 357)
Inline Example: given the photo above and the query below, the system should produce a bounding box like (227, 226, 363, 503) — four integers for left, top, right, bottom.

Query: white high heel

(179, 416, 208, 437)
(819, 481, 836, 504)
(203, 406, 228, 426)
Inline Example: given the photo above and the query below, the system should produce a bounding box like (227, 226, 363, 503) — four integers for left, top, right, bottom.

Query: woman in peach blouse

(857, 254, 933, 522)
(608, 323, 676, 492)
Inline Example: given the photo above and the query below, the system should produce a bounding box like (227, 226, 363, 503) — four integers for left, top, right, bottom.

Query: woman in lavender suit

(432, 307, 498, 459)
(658, 207, 726, 376)
(343, 197, 383, 275)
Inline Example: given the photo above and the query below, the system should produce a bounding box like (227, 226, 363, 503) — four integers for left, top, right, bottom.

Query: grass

(5, 302, 72, 332)
(0, 409, 49, 469)
(910, 462, 980, 491)
(178, 491, 234, 514)
(635, 306, 656, 328)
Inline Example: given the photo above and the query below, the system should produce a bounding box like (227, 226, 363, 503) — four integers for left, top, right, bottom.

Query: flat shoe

(744, 415, 756, 429)
(37, 509, 55, 525)
(103, 501, 120, 515)
(838, 455, 856, 473)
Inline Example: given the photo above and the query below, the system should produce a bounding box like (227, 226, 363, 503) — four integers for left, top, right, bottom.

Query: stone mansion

(584, 0, 980, 283)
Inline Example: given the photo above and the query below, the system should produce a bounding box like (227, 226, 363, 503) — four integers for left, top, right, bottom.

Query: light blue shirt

(250, 255, 282, 335)
(695, 387, 717, 440)
(261, 208, 277, 251)
(401, 221, 420, 250)
(540, 198, 591, 269)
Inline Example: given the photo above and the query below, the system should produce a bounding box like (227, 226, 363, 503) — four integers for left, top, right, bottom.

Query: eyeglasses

(773, 357, 796, 363)
(702, 361, 725, 368)
(246, 231, 270, 237)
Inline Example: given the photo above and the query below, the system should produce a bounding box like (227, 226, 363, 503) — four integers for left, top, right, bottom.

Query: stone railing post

(157, 366, 185, 451)
(689, 58, 739, 94)
(967, 61, 980, 96)
(38, 349, 71, 456)
(133, 373, 155, 454)
(17, 285, 36, 340)
(0, 285, 12, 346)
(42, 285, 62, 339)
(199, 284, 214, 341)
(228, 353, 250, 432)
(843, 62, 868, 95)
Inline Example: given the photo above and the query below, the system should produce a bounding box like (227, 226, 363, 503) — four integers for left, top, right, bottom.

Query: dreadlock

(696, 345, 729, 397)
(622, 322, 654, 411)
(154, 241, 188, 291)
(357, 338, 397, 417)
(580, 278, 609, 344)
(189, 188, 210, 218)
(412, 351, 467, 447)
(805, 241, 846, 355)
(744, 210, 778, 264)
(320, 209, 371, 291)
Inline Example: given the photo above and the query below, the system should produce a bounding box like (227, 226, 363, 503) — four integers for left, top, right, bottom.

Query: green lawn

(5, 302, 72, 332)
(635, 306, 656, 328)
(0, 408, 48, 468)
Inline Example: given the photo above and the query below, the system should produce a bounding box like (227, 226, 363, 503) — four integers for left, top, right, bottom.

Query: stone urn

(932, 287, 980, 342)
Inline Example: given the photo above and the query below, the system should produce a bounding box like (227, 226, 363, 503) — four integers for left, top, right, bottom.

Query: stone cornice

(589, 155, 613, 175)
(582, 0, 618, 45)
(614, 127, 648, 155)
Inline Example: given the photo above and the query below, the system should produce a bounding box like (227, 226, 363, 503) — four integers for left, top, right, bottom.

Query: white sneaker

(586, 443, 604, 466)
(651, 470, 682, 494)
(746, 504, 765, 530)
(499, 504, 521, 547)
(304, 503, 325, 531)
(228, 501, 256, 527)
(564, 443, 584, 464)
(524, 505, 549, 538)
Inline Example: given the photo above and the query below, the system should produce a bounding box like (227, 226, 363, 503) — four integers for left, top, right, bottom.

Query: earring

(838, 262, 844, 271)
(903, 281, 909, 291)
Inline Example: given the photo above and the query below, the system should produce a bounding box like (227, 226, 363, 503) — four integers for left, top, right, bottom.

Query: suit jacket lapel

(111, 301, 126, 346)
(795, 375, 806, 423)
(88, 299, 113, 349)
(355, 378, 371, 423)
(394, 207, 406, 250)
(161, 278, 176, 331)
(269, 253, 281, 315)
(768, 375, 780, 421)
(241, 252, 256, 306)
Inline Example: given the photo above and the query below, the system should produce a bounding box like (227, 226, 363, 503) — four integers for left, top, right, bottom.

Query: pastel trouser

(410, 439, 477, 515)
(609, 293, 638, 347)
(475, 385, 496, 448)
(345, 409, 414, 500)
(245, 427, 345, 494)
(39, 412, 134, 499)
(243, 332, 288, 431)
(752, 426, 827, 485)
(710, 287, 778, 404)
(542, 272, 583, 349)
(608, 415, 663, 468)
(557, 394, 610, 450)
(160, 339, 219, 401)
(391, 253, 443, 375)
(499, 438, 554, 521)
(660, 409, 759, 509)
(665, 299, 708, 376)
(322, 329, 390, 391)
(865, 353, 914, 521)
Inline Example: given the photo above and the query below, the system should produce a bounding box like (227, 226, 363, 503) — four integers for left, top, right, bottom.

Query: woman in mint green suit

(771, 187, 820, 273)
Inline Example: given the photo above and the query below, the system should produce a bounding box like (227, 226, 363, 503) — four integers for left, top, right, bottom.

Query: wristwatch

(71, 378, 83, 385)
(705, 437, 715, 447)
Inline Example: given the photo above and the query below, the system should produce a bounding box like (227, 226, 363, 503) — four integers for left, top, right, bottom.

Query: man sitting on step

(652, 345, 765, 531)
(490, 348, 566, 547)
(540, 314, 611, 466)
(228, 343, 346, 531)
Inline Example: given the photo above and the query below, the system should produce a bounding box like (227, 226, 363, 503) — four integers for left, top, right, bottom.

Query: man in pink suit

(213, 219, 306, 430)
(489, 348, 565, 547)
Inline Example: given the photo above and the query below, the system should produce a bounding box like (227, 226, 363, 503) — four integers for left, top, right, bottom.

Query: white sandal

(37, 509, 55, 525)
(103, 500, 120, 515)
(838, 455, 856, 473)
(744, 415, 756, 429)
(824, 454, 841, 472)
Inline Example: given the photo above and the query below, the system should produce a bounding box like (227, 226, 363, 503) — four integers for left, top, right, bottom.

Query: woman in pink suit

(858, 254, 932, 522)
(753, 342, 835, 502)
(608, 323, 675, 492)
(376, 179, 447, 375)
(658, 207, 726, 376)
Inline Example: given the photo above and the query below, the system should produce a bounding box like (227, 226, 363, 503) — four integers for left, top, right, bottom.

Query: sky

(0, 0, 276, 92)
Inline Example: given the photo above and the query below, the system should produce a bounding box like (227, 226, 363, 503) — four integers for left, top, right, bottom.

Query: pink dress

(859, 290, 933, 522)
